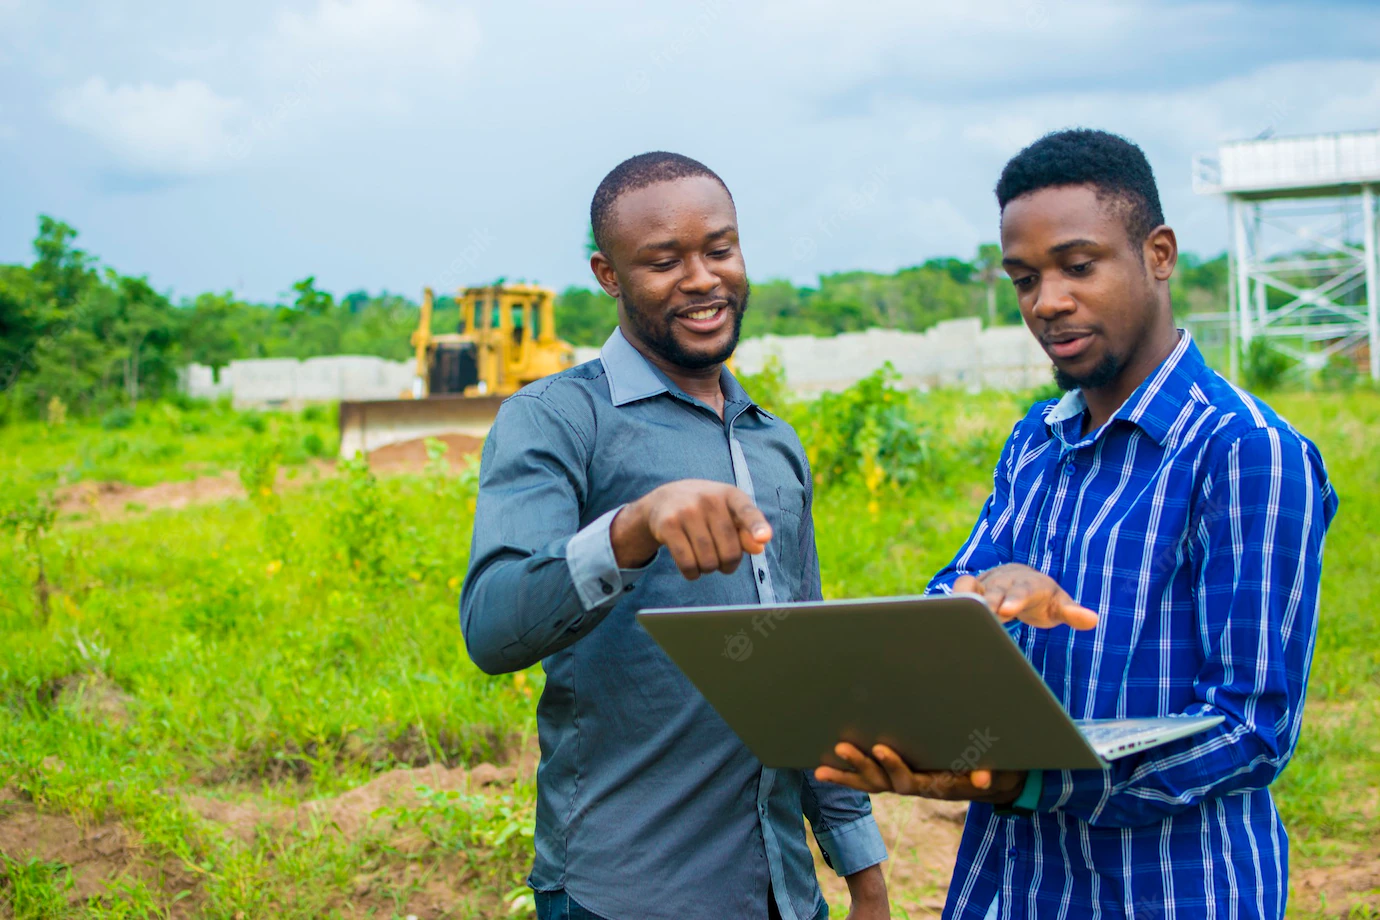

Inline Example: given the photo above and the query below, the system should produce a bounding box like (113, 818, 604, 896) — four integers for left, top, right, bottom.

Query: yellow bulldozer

(338, 283, 577, 458)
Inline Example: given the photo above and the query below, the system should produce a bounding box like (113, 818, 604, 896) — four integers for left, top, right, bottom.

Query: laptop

(636, 594, 1223, 772)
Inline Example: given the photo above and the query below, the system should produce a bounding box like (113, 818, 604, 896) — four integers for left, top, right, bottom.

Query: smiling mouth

(683, 306, 722, 321)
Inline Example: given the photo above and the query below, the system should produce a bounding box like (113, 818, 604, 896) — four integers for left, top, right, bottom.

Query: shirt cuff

(814, 814, 888, 877)
(565, 505, 654, 611)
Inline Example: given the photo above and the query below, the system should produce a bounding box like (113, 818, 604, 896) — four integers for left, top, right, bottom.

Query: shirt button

(757, 569, 766, 583)
(1062, 463, 1074, 476)
(600, 580, 613, 595)
(623, 584, 634, 593)
(1007, 846, 1018, 858)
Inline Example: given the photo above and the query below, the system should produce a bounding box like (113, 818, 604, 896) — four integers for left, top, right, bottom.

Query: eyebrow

(1003, 237, 1103, 269)
(636, 225, 736, 255)
(1049, 238, 1098, 254)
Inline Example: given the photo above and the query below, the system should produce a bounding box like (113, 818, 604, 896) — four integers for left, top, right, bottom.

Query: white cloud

(261, 0, 480, 109)
(52, 76, 245, 175)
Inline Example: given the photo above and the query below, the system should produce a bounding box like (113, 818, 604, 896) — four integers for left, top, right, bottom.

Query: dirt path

(53, 434, 485, 520)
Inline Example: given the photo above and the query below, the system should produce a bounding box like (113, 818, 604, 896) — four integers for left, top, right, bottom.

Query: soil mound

(366, 434, 484, 474)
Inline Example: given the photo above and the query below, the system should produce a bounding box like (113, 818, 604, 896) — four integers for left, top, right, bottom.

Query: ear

(1144, 225, 1177, 282)
(590, 251, 621, 299)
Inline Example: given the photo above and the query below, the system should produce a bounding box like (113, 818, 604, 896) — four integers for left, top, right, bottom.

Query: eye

(1068, 261, 1093, 275)
(649, 259, 679, 271)
(708, 247, 732, 258)
(1012, 275, 1036, 290)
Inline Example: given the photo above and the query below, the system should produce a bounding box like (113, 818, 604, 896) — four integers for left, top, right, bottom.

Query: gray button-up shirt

(461, 328, 886, 920)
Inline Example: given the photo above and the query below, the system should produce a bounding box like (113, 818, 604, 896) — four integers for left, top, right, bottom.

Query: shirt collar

(600, 327, 667, 407)
(1043, 330, 1205, 447)
(598, 327, 770, 419)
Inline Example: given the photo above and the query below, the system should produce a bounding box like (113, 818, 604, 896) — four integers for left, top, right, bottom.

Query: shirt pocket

(768, 482, 808, 598)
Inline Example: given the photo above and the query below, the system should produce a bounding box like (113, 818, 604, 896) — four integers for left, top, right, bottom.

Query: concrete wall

(733, 319, 1049, 394)
(183, 322, 1051, 405)
(182, 355, 414, 407)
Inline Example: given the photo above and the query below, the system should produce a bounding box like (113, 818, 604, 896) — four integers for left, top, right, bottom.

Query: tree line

(0, 215, 1229, 421)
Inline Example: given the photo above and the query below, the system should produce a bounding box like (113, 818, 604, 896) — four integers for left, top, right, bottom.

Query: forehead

(606, 175, 736, 246)
(1000, 184, 1128, 250)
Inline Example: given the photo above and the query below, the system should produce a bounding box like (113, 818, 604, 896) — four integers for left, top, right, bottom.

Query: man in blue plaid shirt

(816, 129, 1338, 919)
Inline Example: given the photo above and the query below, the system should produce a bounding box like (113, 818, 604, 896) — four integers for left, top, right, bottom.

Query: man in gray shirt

(461, 152, 889, 920)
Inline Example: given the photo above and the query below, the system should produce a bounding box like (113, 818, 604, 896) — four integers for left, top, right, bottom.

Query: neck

(622, 330, 726, 417)
(1081, 324, 1180, 433)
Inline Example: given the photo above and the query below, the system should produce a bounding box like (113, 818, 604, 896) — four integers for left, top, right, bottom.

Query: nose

(678, 253, 718, 295)
(1031, 273, 1076, 321)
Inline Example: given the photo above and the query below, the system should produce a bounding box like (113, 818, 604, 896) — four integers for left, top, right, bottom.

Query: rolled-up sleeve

(460, 394, 650, 674)
(800, 776, 887, 876)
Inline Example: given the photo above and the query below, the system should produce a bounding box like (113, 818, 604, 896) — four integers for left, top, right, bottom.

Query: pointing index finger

(726, 492, 772, 551)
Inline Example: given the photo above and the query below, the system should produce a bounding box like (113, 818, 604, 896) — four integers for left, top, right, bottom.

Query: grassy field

(1, 383, 1377, 919)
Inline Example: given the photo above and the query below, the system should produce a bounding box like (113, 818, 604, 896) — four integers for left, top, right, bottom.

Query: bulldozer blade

(338, 395, 507, 459)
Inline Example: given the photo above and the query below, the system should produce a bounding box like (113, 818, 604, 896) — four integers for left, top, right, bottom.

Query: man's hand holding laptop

(813, 563, 1098, 803)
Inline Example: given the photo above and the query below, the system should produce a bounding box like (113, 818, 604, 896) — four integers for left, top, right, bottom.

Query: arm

(461, 394, 775, 674)
(460, 394, 647, 674)
(1033, 428, 1335, 826)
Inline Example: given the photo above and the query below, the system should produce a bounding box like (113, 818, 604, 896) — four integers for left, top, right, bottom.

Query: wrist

(844, 863, 887, 904)
(610, 499, 658, 568)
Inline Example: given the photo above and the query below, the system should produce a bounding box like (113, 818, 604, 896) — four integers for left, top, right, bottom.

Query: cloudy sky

(2, 0, 1378, 303)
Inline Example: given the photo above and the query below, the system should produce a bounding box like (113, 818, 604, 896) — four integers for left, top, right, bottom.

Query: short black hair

(590, 151, 732, 254)
(995, 129, 1164, 243)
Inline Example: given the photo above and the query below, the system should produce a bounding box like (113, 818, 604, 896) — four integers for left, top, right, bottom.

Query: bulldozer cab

(413, 282, 574, 399)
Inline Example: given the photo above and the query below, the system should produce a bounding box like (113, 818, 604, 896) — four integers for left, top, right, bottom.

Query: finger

(953, 574, 982, 595)
(871, 745, 919, 796)
(662, 526, 701, 580)
(1052, 588, 1099, 630)
(969, 769, 993, 790)
(705, 498, 745, 574)
(813, 765, 881, 793)
(834, 743, 892, 791)
(726, 491, 772, 551)
(681, 516, 720, 575)
(984, 585, 1009, 617)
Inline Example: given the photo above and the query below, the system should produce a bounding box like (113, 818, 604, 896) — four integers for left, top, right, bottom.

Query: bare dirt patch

(50, 672, 135, 728)
(365, 434, 484, 474)
(52, 434, 482, 521)
(1292, 843, 1380, 916)
(55, 463, 331, 519)
(0, 802, 200, 917)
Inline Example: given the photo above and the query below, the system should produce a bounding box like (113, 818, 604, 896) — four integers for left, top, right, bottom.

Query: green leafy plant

(1, 488, 57, 623)
(1242, 339, 1292, 391)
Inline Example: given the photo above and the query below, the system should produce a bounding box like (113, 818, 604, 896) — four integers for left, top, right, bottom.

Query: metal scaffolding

(1193, 130, 1380, 381)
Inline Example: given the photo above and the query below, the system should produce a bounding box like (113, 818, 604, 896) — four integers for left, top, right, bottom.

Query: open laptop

(636, 594, 1223, 772)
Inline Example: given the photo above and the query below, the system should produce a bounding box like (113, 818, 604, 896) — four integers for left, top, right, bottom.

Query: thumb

(1053, 588, 1099, 630)
(727, 491, 772, 549)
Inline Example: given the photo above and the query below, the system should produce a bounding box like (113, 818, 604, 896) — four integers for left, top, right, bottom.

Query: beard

(621, 282, 750, 371)
(1054, 351, 1122, 392)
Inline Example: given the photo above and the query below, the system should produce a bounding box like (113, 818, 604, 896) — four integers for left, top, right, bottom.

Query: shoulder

(1008, 397, 1060, 451)
(494, 359, 609, 447)
(1187, 368, 1331, 498)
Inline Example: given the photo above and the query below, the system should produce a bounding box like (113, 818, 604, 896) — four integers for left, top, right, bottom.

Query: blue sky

(2, 0, 1378, 303)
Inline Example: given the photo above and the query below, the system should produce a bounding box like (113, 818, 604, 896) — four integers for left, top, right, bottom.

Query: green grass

(1, 389, 1376, 917)
(0, 399, 338, 491)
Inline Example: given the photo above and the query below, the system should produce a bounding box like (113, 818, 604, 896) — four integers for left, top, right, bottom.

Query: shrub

(1242, 339, 1291, 392)
(100, 407, 135, 430)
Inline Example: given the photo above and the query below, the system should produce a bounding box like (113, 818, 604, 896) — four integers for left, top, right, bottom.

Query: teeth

(685, 308, 719, 320)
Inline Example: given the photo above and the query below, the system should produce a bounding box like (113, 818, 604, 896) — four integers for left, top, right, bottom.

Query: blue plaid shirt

(929, 333, 1337, 920)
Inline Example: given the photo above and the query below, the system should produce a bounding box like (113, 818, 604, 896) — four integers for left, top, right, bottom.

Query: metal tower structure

(1193, 129, 1380, 381)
